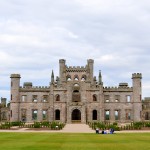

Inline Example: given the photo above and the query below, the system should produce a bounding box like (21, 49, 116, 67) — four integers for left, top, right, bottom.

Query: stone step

(61, 124, 94, 133)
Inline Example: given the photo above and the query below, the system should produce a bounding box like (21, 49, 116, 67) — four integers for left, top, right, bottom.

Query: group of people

(95, 128, 114, 134)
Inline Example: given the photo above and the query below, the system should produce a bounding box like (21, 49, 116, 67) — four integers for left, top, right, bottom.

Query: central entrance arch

(72, 109, 81, 123)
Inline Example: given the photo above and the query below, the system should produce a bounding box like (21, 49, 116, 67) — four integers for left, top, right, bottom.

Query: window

(93, 110, 97, 120)
(55, 109, 60, 120)
(21, 109, 26, 122)
(33, 95, 38, 102)
(32, 110, 38, 120)
(125, 110, 131, 120)
(127, 95, 131, 102)
(43, 95, 48, 102)
(115, 110, 119, 120)
(66, 75, 71, 81)
(56, 95, 60, 101)
(11, 110, 12, 117)
(74, 75, 79, 81)
(115, 95, 120, 102)
(104, 95, 110, 102)
(21, 95, 26, 102)
(42, 110, 47, 120)
(81, 75, 86, 81)
(93, 95, 97, 101)
(105, 110, 110, 120)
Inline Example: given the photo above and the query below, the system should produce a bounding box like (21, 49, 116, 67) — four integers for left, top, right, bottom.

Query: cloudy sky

(0, 0, 150, 101)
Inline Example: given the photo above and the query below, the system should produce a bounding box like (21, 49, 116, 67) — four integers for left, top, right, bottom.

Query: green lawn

(0, 132, 150, 150)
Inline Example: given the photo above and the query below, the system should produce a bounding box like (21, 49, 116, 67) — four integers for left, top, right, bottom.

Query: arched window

(66, 75, 71, 81)
(74, 75, 79, 81)
(81, 75, 86, 81)
(93, 110, 97, 120)
(55, 109, 60, 120)
(56, 95, 60, 101)
(93, 95, 97, 101)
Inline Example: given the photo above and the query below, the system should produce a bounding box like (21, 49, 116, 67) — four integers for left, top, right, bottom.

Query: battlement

(103, 86, 133, 92)
(59, 59, 66, 63)
(20, 86, 50, 92)
(10, 74, 21, 78)
(119, 83, 128, 87)
(66, 66, 87, 72)
(23, 82, 32, 88)
(132, 73, 142, 79)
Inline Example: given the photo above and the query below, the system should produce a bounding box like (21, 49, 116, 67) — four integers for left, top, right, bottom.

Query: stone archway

(72, 109, 81, 123)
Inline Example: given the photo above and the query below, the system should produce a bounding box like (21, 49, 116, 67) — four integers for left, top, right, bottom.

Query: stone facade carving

(10, 59, 143, 123)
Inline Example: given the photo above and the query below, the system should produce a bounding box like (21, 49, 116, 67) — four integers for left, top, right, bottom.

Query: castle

(10, 59, 143, 123)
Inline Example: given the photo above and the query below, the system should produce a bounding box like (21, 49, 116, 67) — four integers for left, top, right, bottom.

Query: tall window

(55, 109, 60, 120)
(21, 95, 26, 102)
(93, 110, 97, 120)
(42, 110, 47, 120)
(21, 109, 26, 121)
(115, 110, 119, 120)
(33, 95, 38, 102)
(105, 110, 110, 120)
(56, 95, 60, 101)
(32, 110, 38, 120)
(115, 95, 120, 102)
(104, 95, 110, 102)
(93, 95, 97, 101)
(127, 95, 131, 102)
(126, 110, 131, 120)
(43, 95, 48, 102)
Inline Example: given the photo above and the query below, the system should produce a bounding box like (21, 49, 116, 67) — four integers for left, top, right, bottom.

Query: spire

(51, 70, 54, 84)
(99, 70, 103, 85)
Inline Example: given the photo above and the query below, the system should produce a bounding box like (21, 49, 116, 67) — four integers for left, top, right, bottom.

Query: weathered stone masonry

(10, 59, 142, 123)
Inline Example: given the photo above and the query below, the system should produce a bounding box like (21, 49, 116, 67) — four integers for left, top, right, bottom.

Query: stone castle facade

(10, 59, 142, 123)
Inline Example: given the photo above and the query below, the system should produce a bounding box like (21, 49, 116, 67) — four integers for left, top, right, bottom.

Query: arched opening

(93, 95, 97, 101)
(55, 109, 60, 120)
(74, 75, 79, 81)
(81, 75, 86, 81)
(72, 109, 81, 122)
(66, 75, 71, 81)
(93, 110, 97, 120)
(56, 95, 60, 101)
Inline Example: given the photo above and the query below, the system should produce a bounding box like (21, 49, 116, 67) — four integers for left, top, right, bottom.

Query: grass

(0, 133, 150, 150)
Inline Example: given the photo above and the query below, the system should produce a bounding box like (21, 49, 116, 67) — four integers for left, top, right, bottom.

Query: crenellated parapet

(132, 73, 142, 79)
(66, 66, 87, 72)
(20, 86, 50, 92)
(10, 74, 21, 78)
(103, 86, 133, 92)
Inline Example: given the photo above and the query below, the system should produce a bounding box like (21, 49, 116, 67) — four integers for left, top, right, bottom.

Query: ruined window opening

(32, 110, 38, 120)
(21, 95, 26, 102)
(43, 95, 48, 102)
(105, 110, 110, 120)
(33, 95, 38, 102)
(56, 95, 60, 101)
(42, 110, 47, 120)
(93, 95, 97, 101)
(93, 110, 97, 120)
(127, 95, 131, 102)
(55, 109, 60, 120)
(66, 75, 71, 81)
(115, 110, 119, 120)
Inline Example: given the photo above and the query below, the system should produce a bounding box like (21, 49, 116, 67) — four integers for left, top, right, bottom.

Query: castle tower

(132, 73, 142, 122)
(59, 59, 66, 83)
(87, 59, 94, 83)
(1, 97, 7, 107)
(10, 74, 21, 121)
